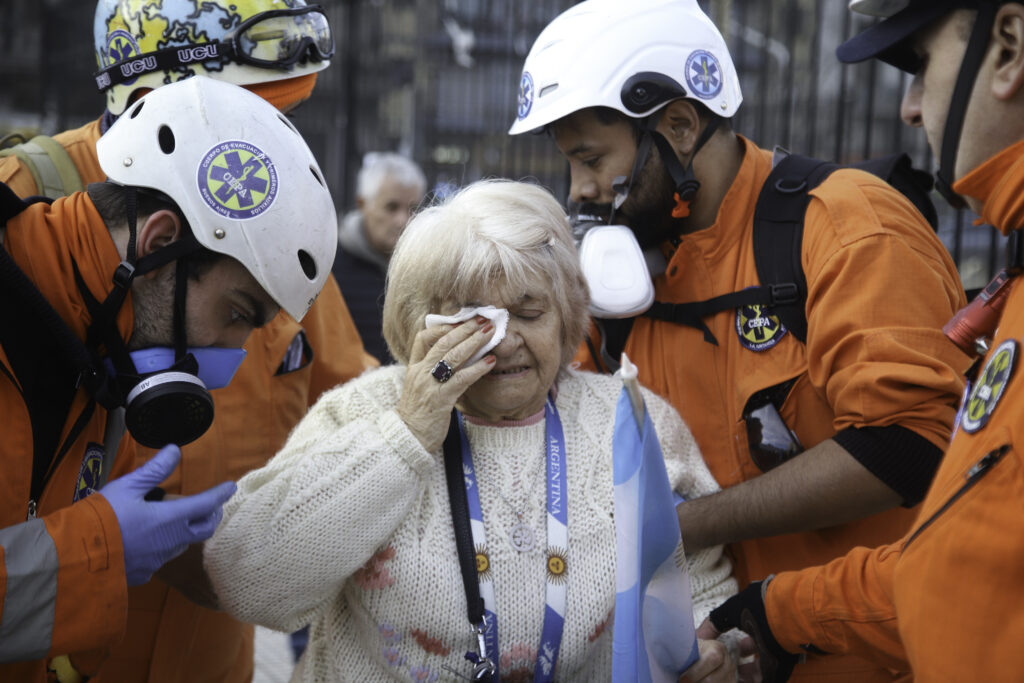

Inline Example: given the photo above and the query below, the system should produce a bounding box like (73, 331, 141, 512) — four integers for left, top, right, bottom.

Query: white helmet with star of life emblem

(508, 0, 742, 135)
(96, 76, 337, 321)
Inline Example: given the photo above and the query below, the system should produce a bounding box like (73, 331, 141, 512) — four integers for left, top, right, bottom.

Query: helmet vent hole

(310, 165, 324, 187)
(277, 113, 301, 136)
(297, 249, 317, 281)
(158, 125, 176, 154)
(539, 84, 558, 98)
(129, 100, 145, 119)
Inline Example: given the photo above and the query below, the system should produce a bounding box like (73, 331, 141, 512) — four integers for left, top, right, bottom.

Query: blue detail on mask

(119, 347, 247, 390)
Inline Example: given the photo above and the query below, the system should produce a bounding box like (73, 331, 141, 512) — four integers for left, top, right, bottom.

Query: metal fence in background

(0, 0, 1004, 290)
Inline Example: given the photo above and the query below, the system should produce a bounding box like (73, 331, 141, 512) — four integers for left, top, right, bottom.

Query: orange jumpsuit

(0, 192, 136, 680)
(577, 136, 969, 680)
(1, 118, 377, 681)
(765, 139, 1024, 681)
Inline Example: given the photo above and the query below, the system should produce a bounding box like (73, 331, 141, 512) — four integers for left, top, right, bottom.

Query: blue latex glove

(99, 444, 237, 586)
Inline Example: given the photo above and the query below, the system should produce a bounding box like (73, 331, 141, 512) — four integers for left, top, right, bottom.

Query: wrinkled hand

(698, 580, 798, 683)
(397, 316, 497, 452)
(678, 638, 738, 683)
(99, 444, 236, 586)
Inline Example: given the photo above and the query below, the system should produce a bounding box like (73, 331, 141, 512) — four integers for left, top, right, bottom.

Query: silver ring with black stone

(431, 359, 454, 383)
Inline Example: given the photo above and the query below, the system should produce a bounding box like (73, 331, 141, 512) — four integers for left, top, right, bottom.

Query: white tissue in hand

(424, 306, 509, 365)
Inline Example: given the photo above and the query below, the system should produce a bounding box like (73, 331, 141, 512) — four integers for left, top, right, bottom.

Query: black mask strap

(79, 186, 202, 392)
(649, 114, 722, 203)
(172, 256, 190, 360)
(935, 2, 998, 208)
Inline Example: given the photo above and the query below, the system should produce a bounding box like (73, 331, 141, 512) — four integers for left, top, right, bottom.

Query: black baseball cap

(837, 0, 978, 72)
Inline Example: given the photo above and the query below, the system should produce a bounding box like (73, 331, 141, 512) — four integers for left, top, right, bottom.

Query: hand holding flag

(612, 353, 700, 682)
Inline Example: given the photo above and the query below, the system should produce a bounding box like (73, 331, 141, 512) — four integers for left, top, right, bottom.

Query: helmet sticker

(961, 338, 1016, 434)
(736, 303, 787, 351)
(517, 71, 534, 121)
(197, 140, 279, 220)
(685, 49, 723, 100)
(105, 29, 143, 85)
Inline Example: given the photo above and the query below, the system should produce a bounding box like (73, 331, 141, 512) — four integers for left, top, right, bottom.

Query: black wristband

(832, 424, 942, 506)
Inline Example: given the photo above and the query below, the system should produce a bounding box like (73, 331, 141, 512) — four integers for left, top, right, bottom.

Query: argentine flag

(612, 354, 699, 682)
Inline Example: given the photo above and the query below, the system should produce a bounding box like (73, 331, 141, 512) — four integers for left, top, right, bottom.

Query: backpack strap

(588, 151, 939, 366)
(749, 153, 842, 344)
(0, 135, 85, 199)
(0, 182, 115, 513)
(641, 153, 838, 345)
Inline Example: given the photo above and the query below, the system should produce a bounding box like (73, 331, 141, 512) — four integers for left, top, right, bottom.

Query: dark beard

(127, 267, 177, 351)
(616, 142, 687, 250)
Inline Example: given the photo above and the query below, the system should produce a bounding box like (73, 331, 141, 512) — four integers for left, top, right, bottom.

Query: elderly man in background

(333, 152, 427, 364)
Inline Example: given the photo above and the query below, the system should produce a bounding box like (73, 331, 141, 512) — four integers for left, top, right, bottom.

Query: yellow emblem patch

(962, 339, 1016, 433)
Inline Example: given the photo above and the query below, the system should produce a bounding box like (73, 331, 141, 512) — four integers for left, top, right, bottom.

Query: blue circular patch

(736, 303, 786, 352)
(517, 71, 534, 121)
(106, 29, 142, 85)
(961, 338, 1016, 433)
(685, 49, 723, 100)
(74, 444, 105, 502)
(197, 140, 278, 220)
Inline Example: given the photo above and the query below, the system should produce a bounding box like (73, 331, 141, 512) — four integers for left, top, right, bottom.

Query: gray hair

(356, 152, 427, 200)
(383, 179, 589, 368)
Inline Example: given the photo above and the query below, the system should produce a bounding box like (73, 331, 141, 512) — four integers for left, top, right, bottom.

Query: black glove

(709, 579, 800, 683)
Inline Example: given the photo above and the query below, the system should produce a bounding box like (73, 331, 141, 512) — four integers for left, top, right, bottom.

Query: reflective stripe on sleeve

(0, 518, 58, 662)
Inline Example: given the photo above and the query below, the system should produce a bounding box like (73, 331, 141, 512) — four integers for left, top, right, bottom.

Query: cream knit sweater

(205, 366, 736, 682)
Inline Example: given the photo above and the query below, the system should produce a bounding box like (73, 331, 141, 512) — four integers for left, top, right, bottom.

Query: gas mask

(573, 211, 657, 319)
(108, 347, 247, 449)
(570, 178, 665, 320)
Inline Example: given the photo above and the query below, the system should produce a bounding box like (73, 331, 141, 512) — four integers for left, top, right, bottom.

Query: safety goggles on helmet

(94, 5, 333, 92)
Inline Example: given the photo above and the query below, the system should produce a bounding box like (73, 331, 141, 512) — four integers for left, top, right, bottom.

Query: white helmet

(509, 0, 742, 135)
(97, 76, 337, 321)
(848, 0, 910, 17)
(93, 0, 333, 115)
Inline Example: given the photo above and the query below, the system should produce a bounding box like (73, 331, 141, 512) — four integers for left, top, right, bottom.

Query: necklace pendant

(509, 521, 535, 552)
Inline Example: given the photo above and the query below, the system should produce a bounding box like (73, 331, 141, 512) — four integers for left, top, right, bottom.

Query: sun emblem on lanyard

(546, 547, 568, 585)
(475, 544, 492, 582)
(962, 339, 1017, 433)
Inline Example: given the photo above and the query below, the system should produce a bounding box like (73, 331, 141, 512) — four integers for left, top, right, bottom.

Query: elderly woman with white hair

(205, 179, 738, 682)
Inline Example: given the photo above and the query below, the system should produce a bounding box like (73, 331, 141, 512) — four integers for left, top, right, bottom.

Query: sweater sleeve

(645, 388, 738, 626)
(204, 368, 434, 632)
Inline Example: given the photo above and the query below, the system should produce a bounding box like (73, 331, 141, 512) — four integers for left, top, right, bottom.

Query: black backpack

(588, 151, 939, 371)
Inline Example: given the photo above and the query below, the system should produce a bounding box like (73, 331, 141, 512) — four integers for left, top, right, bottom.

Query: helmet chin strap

(611, 110, 722, 223)
(81, 187, 201, 389)
(935, 2, 998, 209)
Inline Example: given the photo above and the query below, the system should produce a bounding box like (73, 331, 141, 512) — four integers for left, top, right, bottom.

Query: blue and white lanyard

(457, 396, 568, 682)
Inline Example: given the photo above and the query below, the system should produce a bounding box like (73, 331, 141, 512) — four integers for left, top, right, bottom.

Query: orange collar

(952, 138, 1024, 236)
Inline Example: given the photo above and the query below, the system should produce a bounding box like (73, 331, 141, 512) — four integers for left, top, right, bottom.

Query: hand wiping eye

(424, 306, 509, 364)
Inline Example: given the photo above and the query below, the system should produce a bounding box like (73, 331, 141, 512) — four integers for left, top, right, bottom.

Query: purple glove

(99, 444, 237, 586)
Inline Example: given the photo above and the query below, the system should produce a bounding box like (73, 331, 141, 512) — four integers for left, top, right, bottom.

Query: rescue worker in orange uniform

(0, 2, 377, 681)
(703, 1, 1024, 681)
(0, 76, 339, 682)
(510, 1, 971, 679)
